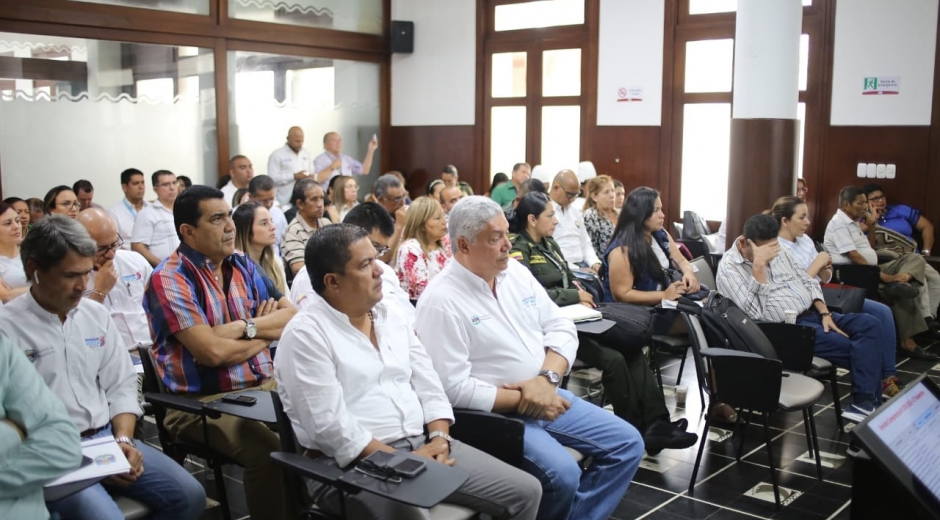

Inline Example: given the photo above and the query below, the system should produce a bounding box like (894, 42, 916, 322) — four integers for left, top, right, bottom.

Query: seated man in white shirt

(131, 170, 180, 267)
(77, 208, 154, 350)
(276, 224, 541, 519)
(108, 168, 149, 250)
(548, 170, 602, 273)
(0, 215, 205, 520)
(220, 155, 254, 205)
(824, 186, 938, 361)
(290, 202, 413, 323)
(415, 196, 643, 520)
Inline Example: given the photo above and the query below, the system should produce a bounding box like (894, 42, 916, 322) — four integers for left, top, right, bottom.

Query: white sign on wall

(862, 76, 900, 95)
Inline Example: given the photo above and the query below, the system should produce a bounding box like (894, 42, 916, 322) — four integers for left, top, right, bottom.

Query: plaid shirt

(716, 240, 824, 323)
(145, 243, 273, 394)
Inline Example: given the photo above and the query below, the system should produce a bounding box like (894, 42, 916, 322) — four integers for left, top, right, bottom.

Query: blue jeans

(515, 388, 643, 520)
(797, 312, 882, 406)
(862, 298, 898, 378)
(47, 426, 205, 520)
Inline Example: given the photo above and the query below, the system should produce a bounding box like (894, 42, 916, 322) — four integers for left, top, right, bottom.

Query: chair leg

(829, 367, 845, 432)
(735, 411, 751, 462)
(761, 413, 782, 511)
(688, 412, 712, 495)
(808, 409, 823, 480)
(676, 351, 688, 386)
(801, 409, 815, 458)
(650, 346, 664, 393)
(213, 461, 232, 520)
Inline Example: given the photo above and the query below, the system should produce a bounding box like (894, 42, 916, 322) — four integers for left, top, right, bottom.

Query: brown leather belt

(80, 424, 108, 438)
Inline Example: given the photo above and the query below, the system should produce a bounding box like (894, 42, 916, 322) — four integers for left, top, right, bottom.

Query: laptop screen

(856, 377, 940, 508)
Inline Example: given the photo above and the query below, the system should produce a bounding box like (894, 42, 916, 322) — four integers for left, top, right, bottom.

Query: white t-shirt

(131, 200, 180, 263)
(267, 144, 314, 207)
(85, 250, 154, 350)
(108, 199, 149, 251)
(0, 254, 28, 289)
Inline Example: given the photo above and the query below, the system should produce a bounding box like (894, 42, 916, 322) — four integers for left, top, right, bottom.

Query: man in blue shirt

(863, 183, 940, 344)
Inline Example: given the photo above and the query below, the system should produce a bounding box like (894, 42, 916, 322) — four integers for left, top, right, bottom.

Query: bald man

(549, 169, 602, 273)
(267, 126, 314, 208)
(78, 208, 154, 350)
(312, 131, 378, 191)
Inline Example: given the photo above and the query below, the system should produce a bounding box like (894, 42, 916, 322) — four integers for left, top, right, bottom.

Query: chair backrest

(831, 264, 880, 299)
(690, 256, 715, 289)
(136, 346, 181, 459)
(708, 351, 782, 413)
(270, 390, 298, 453)
(678, 239, 707, 261)
(681, 314, 711, 392)
(673, 222, 684, 237)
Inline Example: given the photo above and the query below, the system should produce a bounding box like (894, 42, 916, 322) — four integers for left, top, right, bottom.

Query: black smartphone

(391, 457, 427, 478)
(221, 393, 257, 406)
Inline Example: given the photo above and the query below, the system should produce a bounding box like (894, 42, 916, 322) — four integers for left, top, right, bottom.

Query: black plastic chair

(684, 315, 824, 510)
(137, 346, 236, 520)
(831, 264, 881, 300)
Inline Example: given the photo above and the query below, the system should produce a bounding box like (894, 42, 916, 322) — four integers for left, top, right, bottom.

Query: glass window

(797, 102, 806, 180)
(495, 0, 585, 31)
(799, 34, 809, 91)
(685, 39, 734, 93)
(227, 50, 381, 195)
(492, 52, 527, 98)
(542, 49, 581, 97)
(680, 103, 731, 220)
(228, 0, 383, 35)
(0, 32, 216, 206)
(541, 106, 580, 174)
(490, 106, 527, 180)
(689, 0, 811, 15)
(67, 0, 209, 14)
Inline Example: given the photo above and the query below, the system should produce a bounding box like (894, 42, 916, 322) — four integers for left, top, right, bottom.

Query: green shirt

(510, 231, 581, 307)
(0, 334, 82, 519)
(490, 182, 518, 208)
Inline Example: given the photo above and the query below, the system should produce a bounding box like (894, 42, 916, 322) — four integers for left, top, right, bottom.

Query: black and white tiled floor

(138, 339, 940, 520)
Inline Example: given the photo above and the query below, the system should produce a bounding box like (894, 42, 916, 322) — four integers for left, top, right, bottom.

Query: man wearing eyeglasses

(78, 208, 154, 351)
(131, 170, 180, 267)
(291, 202, 414, 325)
(549, 169, 602, 273)
(371, 174, 408, 264)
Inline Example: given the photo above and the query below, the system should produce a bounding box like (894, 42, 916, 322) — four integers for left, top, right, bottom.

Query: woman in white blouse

(770, 195, 903, 397)
(0, 201, 28, 303)
(396, 196, 452, 300)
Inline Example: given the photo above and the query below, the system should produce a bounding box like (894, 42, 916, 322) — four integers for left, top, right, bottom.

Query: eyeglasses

(96, 238, 124, 256)
(564, 190, 579, 200)
(382, 195, 405, 204)
(355, 459, 401, 483)
(372, 243, 391, 257)
(58, 201, 82, 210)
(868, 195, 886, 202)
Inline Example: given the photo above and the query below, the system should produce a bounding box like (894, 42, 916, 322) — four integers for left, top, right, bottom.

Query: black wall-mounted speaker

(391, 20, 414, 54)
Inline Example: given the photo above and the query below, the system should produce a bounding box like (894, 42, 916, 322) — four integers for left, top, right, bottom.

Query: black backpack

(694, 293, 778, 359)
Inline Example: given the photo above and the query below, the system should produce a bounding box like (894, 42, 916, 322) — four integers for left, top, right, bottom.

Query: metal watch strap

(114, 435, 136, 447)
(428, 430, 453, 447)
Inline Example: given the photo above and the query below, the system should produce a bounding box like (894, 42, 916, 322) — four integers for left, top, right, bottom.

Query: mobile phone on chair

(221, 393, 257, 406)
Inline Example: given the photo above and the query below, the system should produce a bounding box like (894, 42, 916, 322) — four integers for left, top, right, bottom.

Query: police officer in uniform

(508, 192, 697, 455)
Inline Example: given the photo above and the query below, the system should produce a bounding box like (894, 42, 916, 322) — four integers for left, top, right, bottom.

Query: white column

(732, 0, 802, 119)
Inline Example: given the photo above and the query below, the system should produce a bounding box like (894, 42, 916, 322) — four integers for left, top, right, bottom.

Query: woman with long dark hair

(508, 192, 697, 454)
(604, 187, 700, 305)
(233, 202, 289, 298)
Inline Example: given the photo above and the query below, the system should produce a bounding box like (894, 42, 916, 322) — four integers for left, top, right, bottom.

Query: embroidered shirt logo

(469, 314, 492, 326)
(122, 272, 142, 283)
(85, 336, 106, 348)
(522, 296, 537, 307)
(24, 348, 37, 362)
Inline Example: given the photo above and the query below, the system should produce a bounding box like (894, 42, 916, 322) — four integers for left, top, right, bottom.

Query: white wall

(596, 0, 664, 126)
(831, 0, 938, 126)
(390, 0, 476, 126)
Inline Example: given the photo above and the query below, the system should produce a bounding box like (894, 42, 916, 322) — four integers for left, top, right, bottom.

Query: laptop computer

(852, 374, 940, 518)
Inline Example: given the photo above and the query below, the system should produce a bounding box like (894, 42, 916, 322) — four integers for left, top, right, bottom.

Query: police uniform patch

(530, 255, 547, 264)
(509, 251, 524, 261)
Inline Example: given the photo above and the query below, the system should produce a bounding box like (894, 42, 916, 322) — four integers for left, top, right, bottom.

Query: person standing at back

(313, 131, 378, 190)
(108, 168, 149, 250)
(267, 126, 313, 208)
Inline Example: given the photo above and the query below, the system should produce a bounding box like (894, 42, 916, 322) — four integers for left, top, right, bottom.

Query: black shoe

(672, 418, 689, 431)
(643, 420, 699, 455)
(897, 344, 940, 361)
(884, 282, 919, 299)
(925, 316, 940, 332)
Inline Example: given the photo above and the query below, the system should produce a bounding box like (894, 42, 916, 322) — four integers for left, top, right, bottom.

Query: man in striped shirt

(145, 185, 296, 520)
(717, 214, 884, 423)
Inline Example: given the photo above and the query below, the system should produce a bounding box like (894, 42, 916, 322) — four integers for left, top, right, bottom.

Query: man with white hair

(415, 196, 643, 520)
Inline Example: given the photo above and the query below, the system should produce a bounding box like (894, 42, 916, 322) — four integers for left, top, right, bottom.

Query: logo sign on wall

(862, 76, 900, 95)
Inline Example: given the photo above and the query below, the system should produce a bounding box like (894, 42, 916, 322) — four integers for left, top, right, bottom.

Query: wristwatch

(242, 319, 257, 339)
(428, 430, 454, 447)
(114, 435, 136, 448)
(539, 369, 562, 387)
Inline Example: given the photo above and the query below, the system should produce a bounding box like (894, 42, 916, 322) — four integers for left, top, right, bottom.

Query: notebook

(557, 304, 603, 323)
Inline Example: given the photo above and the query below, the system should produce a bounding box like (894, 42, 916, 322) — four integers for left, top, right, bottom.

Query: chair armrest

(451, 409, 524, 468)
(142, 392, 206, 415)
(700, 347, 763, 359)
(270, 452, 354, 492)
(756, 322, 816, 373)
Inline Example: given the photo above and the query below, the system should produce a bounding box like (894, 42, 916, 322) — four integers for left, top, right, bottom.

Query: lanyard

(122, 198, 137, 218)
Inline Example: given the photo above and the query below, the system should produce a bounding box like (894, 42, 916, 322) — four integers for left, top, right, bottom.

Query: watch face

(246, 322, 257, 339)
